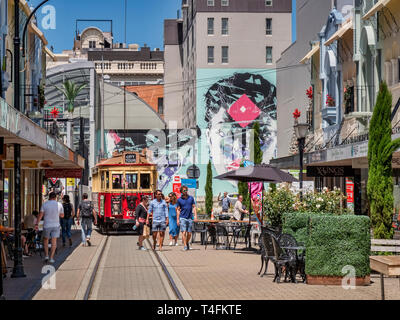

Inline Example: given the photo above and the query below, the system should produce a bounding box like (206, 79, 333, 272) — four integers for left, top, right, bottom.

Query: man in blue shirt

(177, 185, 197, 251)
(148, 190, 169, 251)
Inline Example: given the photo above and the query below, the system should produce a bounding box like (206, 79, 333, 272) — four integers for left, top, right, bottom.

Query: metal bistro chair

(278, 233, 306, 283)
(204, 224, 217, 250)
(258, 230, 276, 277)
(271, 234, 297, 283)
(232, 224, 252, 250)
(191, 222, 208, 245)
(215, 224, 233, 250)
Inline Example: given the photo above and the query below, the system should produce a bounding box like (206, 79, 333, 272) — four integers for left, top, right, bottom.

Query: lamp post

(294, 123, 309, 201)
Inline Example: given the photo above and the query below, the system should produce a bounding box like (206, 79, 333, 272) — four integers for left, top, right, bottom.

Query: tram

(91, 150, 158, 233)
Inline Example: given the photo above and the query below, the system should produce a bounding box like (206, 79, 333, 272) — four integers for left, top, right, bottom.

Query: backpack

(63, 203, 72, 219)
(80, 201, 93, 219)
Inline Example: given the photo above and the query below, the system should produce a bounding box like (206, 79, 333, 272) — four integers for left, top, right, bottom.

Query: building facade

(163, 0, 292, 197)
(272, 0, 400, 215)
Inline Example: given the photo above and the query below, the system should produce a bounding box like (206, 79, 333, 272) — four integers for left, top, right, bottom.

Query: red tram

(91, 151, 157, 233)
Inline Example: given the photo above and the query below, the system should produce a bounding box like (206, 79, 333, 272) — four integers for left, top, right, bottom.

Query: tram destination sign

(125, 154, 137, 164)
(307, 166, 355, 177)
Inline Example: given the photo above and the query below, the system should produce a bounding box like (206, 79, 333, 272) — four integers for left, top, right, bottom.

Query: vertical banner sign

(173, 176, 182, 198)
(346, 178, 354, 210)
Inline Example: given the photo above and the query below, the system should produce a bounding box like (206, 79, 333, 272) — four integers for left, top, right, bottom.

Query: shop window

(126, 173, 138, 189)
(112, 174, 123, 189)
(140, 173, 151, 189)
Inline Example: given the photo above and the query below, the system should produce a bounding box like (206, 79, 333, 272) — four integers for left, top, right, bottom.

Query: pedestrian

(168, 192, 180, 246)
(76, 193, 97, 247)
(148, 190, 168, 251)
(176, 186, 197, 251)
(233, 195, 249, 221)
(218, 192, 231, 215)
(135, 195, 149, 251)
(61, 195, 75, 247)
(36, 192, 64, 263)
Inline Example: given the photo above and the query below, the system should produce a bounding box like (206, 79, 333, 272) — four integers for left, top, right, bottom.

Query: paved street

(15, 231, 400, 300)
(89, 235, 176, 300)
(158, 240, 400, 300)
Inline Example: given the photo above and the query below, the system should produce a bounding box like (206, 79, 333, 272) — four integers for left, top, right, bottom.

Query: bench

(371, 239, 400, 254)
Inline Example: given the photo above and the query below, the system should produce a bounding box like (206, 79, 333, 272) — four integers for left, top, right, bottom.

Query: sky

(29, 0, 296, 53)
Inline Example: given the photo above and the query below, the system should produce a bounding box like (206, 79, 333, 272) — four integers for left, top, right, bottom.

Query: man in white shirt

(36, 192, 64, 263)
(233, 195, 249, 221)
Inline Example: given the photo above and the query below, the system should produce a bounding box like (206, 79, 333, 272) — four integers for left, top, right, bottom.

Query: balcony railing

(94, 61, 164, 73)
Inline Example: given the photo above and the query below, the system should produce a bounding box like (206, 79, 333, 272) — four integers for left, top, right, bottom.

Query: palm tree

(56, 80, 87, 114)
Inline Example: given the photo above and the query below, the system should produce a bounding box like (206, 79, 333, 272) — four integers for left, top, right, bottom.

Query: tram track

(83, 234, 184, 300)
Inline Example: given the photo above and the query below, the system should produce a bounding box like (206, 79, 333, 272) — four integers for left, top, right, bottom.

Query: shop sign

(4, 160, 39, 169)
(327, 146, 352, 161)
(173, 183, 182, 198)
(351, 142, 368, 158)
(308, 150, 327, 163)
(47, 135, 56, 152)
(346, 178, 354, 204)
(307, 166, 355, 177)
(181, 179, 197, 189)
(44, 169, 83, 178)
(125, 153, 137, 164)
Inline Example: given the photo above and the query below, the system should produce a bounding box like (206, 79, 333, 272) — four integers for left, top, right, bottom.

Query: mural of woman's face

(204, 72, 277, 178)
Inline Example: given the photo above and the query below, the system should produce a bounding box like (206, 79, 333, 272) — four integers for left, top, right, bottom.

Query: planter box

(306, 275, 371, 286)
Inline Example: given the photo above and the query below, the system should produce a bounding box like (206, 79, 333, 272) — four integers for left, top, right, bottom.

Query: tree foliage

(253, 121, 263, 165)
(56, 80, 87, 113)
(367, 82, 400, 239)
(205, 160, 213, 215)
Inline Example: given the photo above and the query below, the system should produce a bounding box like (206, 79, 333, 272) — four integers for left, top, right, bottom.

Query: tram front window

(140, 173, 151, 189)
(112, 174, 123, 189)
(126, 173, 138, 189)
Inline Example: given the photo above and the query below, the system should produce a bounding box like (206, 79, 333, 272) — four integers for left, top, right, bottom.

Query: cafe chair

(279, 233, 306, 283)
(258, 230, 276, 277)
(271, 234, 297, 283)
(191, 222, 208, 245)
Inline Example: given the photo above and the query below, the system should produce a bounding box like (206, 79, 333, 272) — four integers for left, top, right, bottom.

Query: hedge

(282, 213, 371, 277)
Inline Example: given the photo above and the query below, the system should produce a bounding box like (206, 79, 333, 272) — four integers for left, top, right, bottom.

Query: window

(89, 41, 96, 48)
(222, 46, 229, 63)
(126, 173, 138, 189)
(208, 18, 214, 35)
(222, 18, 229, 35)
(221, 0, 229, 6)
(158, 97, 164, 114)
(208, 46, 214, 63)
(266, 46, 273, 64)
(140, 173, 151, 189)
(112, 174, 123, 189)
(266, 18, 272, 35)
(207, 0, 215, 6)
(265, 0, 273, 6)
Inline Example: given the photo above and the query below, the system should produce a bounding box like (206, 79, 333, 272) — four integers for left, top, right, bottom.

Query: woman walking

(168, 192, 180, 246)
(135, 195, 149, 251)
(61, 195, 75, 247)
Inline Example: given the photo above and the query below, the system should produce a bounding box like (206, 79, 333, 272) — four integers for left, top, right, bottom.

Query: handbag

(143, 224, 150, 238)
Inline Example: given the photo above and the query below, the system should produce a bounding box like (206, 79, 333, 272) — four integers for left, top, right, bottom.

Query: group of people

(34, 192, 96, 264)
(135, 185, 197, 252)
(218, 192, 261, 222)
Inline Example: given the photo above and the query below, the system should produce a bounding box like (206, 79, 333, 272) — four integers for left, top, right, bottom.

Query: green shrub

(282, 213, 371, 277)
(306, 215, 371, 277)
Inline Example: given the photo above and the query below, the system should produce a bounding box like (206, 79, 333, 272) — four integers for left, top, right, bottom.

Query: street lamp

(294, 123, 309, 201)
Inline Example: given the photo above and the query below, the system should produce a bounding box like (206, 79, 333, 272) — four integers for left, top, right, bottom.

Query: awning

(28, 23, 48, 46)
(300, 44, 320, 64)
(325, 19, 353, 46)
(363, 0, 393, 20)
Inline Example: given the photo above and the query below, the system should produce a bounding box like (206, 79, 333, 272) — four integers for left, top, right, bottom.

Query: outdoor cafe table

(370, 255, 400, 300)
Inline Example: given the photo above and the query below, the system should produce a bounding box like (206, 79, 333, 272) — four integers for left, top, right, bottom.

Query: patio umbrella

(215, 164, 298, 251)
(214, 164, 298, 183)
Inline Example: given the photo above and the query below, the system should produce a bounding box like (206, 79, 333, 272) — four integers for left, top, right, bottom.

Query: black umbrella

(214, 164, 298, 183)
(215, 164, 298, 251)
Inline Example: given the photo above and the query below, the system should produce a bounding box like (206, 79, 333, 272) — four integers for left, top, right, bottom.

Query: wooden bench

(371, 239, 400, 254)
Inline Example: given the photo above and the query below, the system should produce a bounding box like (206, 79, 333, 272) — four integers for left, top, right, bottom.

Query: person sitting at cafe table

(233, 195, 249, 221)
